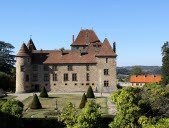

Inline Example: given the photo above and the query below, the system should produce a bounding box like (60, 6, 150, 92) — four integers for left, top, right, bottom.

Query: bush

(30, 94, 42, 109)
(86, 86, 95, 98)
(79, 93, 87, 109)
(39, 86, 48, 98)
(0, 100, 24, 118)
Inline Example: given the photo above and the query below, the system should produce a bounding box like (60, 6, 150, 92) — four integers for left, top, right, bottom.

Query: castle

(15, 29, 117, 93)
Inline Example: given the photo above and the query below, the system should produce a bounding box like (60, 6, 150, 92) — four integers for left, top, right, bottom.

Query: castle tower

(15, 43, 32, 93)
(96, 38, 117, 92)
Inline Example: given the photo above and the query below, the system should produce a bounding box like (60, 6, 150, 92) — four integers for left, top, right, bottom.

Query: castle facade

(15, 29, 117, 93)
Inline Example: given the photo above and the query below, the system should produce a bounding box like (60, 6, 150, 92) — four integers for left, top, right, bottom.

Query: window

(52, 65, 57, 71)
(106, 58, 108, 63)
(44, 74, 49, 81)
(32, 74, 38, 82)
(86, 73, 90, 81)
(64, 73, 69, 81)
(53, 73, 57, 81)
(68, 65, 73, 71)
(104, 69, 109, 75)
(32, 65, 38, 71)
(26, 75, 29, 82)
(20, 65, 24, 72)
(86, 65, 90, 71)
(44, 65, 49, 71)
(72, 73, 77, 81)
(104, 81, 109, 87)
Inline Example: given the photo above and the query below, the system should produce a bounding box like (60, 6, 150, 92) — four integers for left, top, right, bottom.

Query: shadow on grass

(96, 96, 106, 98)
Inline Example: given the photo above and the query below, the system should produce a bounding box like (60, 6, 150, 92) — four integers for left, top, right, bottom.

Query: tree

(30, 94, 42, 109)
(0, 100, 24, 118)
(0, 72, 15, 92)
(74, 101, 102, 128)
(79, 93, 87, 109)
(161, 41, 169, 86)
(60, 102, 77, 128)
(86, 86, 95, 98)
(0, 41, 15, 74)
(109, 87, 141, 128)
(131, 66, 144, 75)
(39, 86, 48, 98)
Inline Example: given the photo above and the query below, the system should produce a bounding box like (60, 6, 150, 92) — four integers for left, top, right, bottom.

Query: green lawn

(22, 94, 108, 118)
(0, 95, 16, 100)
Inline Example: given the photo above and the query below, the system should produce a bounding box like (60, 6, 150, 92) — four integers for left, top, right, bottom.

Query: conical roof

(16, 43, 30, 57)
(96, 38, 117, 57)
(71, 29, 100, 46)
(27, 38, 36, 51)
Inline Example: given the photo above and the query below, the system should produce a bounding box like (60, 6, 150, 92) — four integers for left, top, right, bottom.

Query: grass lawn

(0, 95, 17, 100)
(22, 94, 108, 118)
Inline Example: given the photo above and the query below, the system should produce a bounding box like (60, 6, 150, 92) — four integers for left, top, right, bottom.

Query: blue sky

(1, 0, 169, 66)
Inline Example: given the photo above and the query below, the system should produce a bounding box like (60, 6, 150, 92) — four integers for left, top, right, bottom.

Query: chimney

(72, 35, 74, 43)
(113, 42, 116, 53)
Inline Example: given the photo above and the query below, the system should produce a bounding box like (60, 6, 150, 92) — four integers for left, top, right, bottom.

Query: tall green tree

(131, 66, 144, 75)
(0, 41, 15, 74)
(74, 101, 102, 128)
(161, 41, 169, 86)
(60, 102, 77, 128)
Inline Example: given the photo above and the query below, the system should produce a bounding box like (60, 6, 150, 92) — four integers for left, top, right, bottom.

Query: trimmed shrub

(39, 86, 48, 98)
(30, 94, 42, 109)
(86, 86, 95, 98)
(79, 93, 87, 109)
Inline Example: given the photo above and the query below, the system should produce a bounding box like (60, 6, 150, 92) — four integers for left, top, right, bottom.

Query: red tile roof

(130, 75, 161, 83)
(43, 51, 97, 64)
(16, 43, 30, 57)
(96, 38, 117, 57)
(71, 29, 100, 46)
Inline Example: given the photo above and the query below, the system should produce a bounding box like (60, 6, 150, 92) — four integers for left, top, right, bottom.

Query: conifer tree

(79, 93, 87, 109)
(86, 86, 95, 98)
(30, 94, 42, 109)
(39, 86, 48, 98)
(161, 41, 169, 86)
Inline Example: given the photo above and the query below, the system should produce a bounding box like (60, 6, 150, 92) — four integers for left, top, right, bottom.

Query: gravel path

(8, 92, 117, 115)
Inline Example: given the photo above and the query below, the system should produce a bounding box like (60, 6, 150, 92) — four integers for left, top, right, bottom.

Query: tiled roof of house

(71, 29, 100, 46)
(27, 38, 36, 51)
(130, 75, 161, 83)
(16, 43, 30, 57)
(96, 38, 117, 57)
(43, 51, 97, 64)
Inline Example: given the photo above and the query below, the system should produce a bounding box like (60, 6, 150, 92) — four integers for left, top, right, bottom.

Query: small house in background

(130, 75, 161, 86)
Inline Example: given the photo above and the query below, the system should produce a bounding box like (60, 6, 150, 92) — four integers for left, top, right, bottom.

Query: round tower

(15, 43, 32, 93)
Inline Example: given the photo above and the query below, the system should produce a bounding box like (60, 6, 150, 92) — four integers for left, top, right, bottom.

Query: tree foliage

(0, 72, 15, 92)
(131, 66, 144, 75)
(161, 41, 169, 86)
(0, 41, 15, 74)
(86, 86, 95, 98)
(0, 100, 24, 118)
(39, 86, 48, 98)
(79, 93, 87, 109)
(74, 101, 102, 128)
(109, 83, 169, 127)
(30, 94, 42, 109)
(60, 102, 77, 128)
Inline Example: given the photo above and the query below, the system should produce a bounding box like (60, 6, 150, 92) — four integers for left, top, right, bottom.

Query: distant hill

(117, 66, 161, 76)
